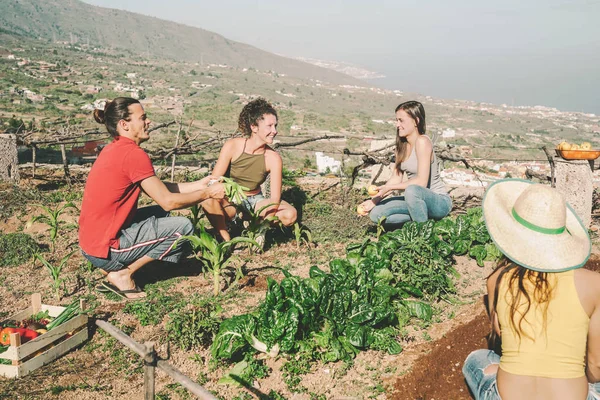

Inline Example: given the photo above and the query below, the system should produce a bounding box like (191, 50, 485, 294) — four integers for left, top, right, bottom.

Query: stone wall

(0, 134, 19, 183)
(554, 156, 592, 228)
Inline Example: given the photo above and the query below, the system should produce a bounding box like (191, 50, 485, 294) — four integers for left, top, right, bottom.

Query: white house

(315, 152, 341, 174)
(442, 129, 456, 138)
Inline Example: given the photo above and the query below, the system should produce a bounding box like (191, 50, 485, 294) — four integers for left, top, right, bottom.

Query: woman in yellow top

(202, 98, 297, 241)
(463, 178, 600, 400)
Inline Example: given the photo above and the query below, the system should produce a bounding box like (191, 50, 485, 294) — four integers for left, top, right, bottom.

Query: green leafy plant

(178, 224, 257, 295)
(281, 353, 313, 393)
(0, 232, 41, 267)
(376, 216, 387, 239)
(27, 202, 78, 252)
(166, 301, 222, 350)
(35, 250, 75, 300)
(211, 207, 498, 367)
(218, 354, 270, 387)
(292, 223, 313, 249)
(123, 292, 184, 326)
(188, 204, 203, 233)
(220, 176, 249, 204)
(241, 203, 280, 253)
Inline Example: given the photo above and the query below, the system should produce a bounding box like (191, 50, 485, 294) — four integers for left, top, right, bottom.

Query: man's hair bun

(93, 108, 105, 124)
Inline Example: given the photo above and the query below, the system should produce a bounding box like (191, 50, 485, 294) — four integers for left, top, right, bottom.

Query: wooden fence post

(32, 145, 37, 178)
(144, 341, 156, 400)
(59, 143, 71, 185)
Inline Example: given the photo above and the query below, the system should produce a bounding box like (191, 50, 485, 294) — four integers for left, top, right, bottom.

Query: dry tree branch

(272, 134, 345, 149)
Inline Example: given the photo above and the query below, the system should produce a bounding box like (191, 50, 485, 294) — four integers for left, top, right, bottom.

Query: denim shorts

(463, 349, 600, 400)
(81, 206, 194, 272)
(240, 193, 266, 213)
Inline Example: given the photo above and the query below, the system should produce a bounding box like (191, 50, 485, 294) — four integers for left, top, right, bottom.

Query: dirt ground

(391, 252, 600, 400)
(1, 168, 598, 400)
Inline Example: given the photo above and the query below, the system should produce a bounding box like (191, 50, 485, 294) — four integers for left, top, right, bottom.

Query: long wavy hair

(93, 97, 140, 138)
(394, 100, 426, 175)
(237, 98, 278, 137)
(489, 257, 553, 347)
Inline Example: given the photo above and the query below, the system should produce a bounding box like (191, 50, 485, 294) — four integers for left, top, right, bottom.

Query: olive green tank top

(229, 140, 268, 191)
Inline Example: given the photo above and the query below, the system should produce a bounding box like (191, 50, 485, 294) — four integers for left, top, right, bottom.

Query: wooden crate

(0, 293, 88, 378)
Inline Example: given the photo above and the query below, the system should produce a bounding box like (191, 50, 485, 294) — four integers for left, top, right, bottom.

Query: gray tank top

(401, 136, 447, 195)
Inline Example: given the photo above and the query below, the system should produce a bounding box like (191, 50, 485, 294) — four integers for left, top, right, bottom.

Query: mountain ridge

(0, 0, 361, 86)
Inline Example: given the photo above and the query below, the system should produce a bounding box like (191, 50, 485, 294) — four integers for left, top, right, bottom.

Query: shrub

(0, 232, 41, 267)
(122, 292, 184, 326)
(166, 302, 221, 350)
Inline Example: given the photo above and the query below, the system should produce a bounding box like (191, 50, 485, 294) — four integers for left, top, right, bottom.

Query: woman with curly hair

(202, 98, 297, 241)
(463, 179, 600, 400)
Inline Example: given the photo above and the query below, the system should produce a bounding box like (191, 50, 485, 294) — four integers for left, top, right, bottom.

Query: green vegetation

(27, 202, 78, 252)
(35, 250, 75, 300)
(179, 224, 257, 295)
(211, 209, 499, 372)
(0, 232, 41, 267)
(166, 300, 222, 350)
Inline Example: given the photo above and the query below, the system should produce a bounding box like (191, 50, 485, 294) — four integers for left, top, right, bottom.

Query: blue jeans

(369, 184, 452, 227)
(463, 349, 600, 400)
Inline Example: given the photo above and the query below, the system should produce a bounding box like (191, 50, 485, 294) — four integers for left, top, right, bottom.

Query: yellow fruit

(357, 204, 368, 216)
(581, 142, 592, 150)
(367, 185, 379, 197)
(570, 144, 580, 150)
(558, 142, 571, 150)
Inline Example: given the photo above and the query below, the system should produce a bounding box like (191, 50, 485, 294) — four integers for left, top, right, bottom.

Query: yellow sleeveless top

(497, 269, 589, 378)
(229, 140, 268, 192)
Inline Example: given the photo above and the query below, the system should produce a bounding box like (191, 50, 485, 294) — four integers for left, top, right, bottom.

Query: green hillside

(0, 1, 598, 171)
(0, 0, 359, 85)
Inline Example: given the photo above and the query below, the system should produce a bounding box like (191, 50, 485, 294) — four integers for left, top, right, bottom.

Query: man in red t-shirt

(79, 97, 224, 299)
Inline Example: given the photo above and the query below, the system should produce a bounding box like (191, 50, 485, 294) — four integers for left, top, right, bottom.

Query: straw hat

(483, 178, 590, 272)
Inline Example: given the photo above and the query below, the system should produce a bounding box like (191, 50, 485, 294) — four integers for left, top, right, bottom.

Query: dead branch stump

(0, 134, 19, 183)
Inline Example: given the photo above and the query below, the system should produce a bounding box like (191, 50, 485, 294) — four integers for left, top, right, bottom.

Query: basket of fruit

(555, 142, 600, 160)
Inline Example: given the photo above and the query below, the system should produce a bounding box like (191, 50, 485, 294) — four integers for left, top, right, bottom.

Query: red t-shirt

(78, 137, 155, 258)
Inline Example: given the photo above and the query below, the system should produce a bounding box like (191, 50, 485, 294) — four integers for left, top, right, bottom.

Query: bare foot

(220, 230, 231, 242)
(106, 268, 147, 299)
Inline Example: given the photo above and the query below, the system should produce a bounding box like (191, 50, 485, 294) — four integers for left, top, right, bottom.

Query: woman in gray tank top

(359, 101, 452, 228)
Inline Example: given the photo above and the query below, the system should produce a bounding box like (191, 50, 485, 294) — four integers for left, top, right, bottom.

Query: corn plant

(220, 177, 250, 205)
(189, 204, 203, 233)
(292, 223, 313, 249)
(178, 224, 257, 296)
(35, 250, 75, 300)
(242, 203, 280, 253)
(27, 202, 78, 252)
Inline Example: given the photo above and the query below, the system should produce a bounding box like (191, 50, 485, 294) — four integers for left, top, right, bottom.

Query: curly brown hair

(237, 98, 278, 136)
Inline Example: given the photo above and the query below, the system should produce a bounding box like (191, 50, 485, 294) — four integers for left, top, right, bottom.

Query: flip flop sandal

(100, 281, 146, 300)
(96, 283, 111, 293)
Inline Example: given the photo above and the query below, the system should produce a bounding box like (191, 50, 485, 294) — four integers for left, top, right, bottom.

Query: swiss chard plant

(211, 247, 429, 363)
(211, 206, 500, 370)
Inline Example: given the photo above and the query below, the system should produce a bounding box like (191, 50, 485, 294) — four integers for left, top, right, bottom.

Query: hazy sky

(82, 0, 600, 114)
